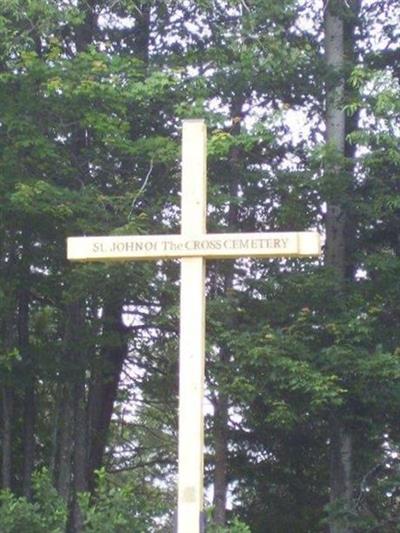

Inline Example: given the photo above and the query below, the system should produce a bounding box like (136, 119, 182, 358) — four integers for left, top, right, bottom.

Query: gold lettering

(162, 240, 175, 251)
(125, 241, 136, 251)
(237, 239, 248, 248)
(113, 242, 124, 252)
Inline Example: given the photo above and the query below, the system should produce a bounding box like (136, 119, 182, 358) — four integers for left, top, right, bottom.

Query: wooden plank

(66, 232, 320, 261)
(178, 257, 205, 533)
(177, 120, 207, 533)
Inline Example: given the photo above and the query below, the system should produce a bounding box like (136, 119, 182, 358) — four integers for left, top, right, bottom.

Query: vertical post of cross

(177, 120, 207, 533)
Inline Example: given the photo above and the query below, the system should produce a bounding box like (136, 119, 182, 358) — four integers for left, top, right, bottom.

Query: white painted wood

(67, 231, 320, 262)
(178, 120, 207, 533)
(66, 118, 321, 533)
(181, 119, 207, 235)
(178, 257, 205, 533)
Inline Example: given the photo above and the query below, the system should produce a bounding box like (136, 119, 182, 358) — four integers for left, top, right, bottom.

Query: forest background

(1, 0, 400, 531)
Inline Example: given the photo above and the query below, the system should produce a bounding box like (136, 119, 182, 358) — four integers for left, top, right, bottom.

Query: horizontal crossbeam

(67, 232, 320, 262)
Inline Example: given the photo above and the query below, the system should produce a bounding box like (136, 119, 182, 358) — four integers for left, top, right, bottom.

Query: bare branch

(128, 159, 154, 219)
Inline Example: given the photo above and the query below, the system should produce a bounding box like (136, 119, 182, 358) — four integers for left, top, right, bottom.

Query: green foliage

(207, 515, 252, 533)
(0, 347, 21, 374)
(0, 470, 67, 533)
(79, 469, 168, 533)
(0, 468, 171, 533)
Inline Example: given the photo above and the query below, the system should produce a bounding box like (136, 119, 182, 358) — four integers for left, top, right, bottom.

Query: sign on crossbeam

(67, 232, 320, 262)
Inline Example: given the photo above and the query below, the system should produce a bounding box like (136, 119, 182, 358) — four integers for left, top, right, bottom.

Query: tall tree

(324, 0, 353, 530)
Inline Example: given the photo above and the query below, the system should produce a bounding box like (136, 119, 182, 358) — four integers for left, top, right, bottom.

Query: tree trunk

(324, 2, 360, 530)
(1, 386, 13, 490)
(55, 384, 74, 502)
(325, 0, 346, 281)
(134, 2, 150, 66)
(212, 98, 245, 525)
(18, 282, 35, 500)
(213, 390, 228, 525)
(22, 386, 35, 499)
(87, 296, 127, 493)
(1, 235, 17, 491)
(56, 300, 87, 532)
(329, 414, 353, 533)
(75, 0, 97, 54)
(70, 368, 88, 533)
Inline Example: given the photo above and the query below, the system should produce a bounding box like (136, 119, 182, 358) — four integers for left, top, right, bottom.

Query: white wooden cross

(67, 119, 320, 533)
